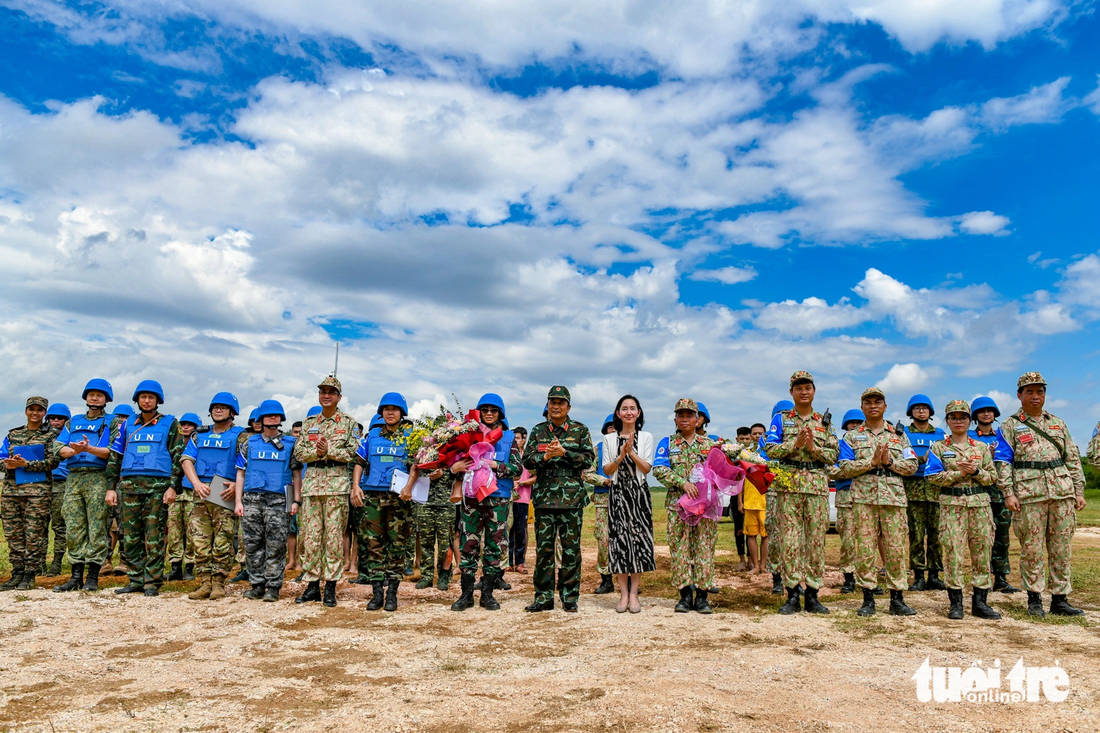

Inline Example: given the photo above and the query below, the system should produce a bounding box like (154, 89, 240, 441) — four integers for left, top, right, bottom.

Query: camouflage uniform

(1, 418, 60, 576)
(652, 419, 743, 591)
(972, 426, 1013, 576)
(53, 411, 113, 567)
(764, 404, 839, 590)
(836, 420, 918, 591)
(1086, 422, 1100, 469)
(182, 429, 249, 581)
(237, 433, 301, 592)
(459, 429, 522, 579)
(925, 434, 996, 590)
(354, 423, 414, 582)
(765, 492, 781, 574)
(904, 424, 943, 575)
(292, 408, 358, 583)
(106, 413, 185, 589)
(521, 408, 595, 605)
(827, 464, 856, 575)
(48, 481, 67, 569)
(165, 487, 195, 565)
(590, 440, 612, 576)
(417, 473, 457, 583)
(994, 402, 1085, 596)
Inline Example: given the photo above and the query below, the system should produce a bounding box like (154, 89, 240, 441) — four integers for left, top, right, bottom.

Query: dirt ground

(2, 533, 1099, 733)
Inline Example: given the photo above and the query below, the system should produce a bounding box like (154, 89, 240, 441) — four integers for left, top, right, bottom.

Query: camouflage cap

(317, 375, 342, 394)
(789, 370, 815, 387)
(860, 387, 886, 402)
(673, 397, 699, 414)
(944, 399, 971, 416)
(1017, 372, 1046, 390)
(547, 385, 571, 403)
(25, 396, 49, 410)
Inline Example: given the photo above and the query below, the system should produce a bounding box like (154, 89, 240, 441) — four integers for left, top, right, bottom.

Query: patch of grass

(998, 603, 1091, 627)
(832, 614, 895, 639)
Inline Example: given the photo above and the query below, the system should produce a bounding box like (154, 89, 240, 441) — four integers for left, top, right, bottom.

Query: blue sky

(1, 0, 1098, 442)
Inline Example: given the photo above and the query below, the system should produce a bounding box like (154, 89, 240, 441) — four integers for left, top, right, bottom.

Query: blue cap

(542, 403, 549, 418)
(841, 409, 865, 429)
(180, 412, 202, 427)
(771, 400, 794, 417)
(111, 404, 134, 418)
(602, 413, 615, 432)
(369, 414, 384, 429)
(132, 379, 165, 404)
(970, 396, 1001, 419)
(256, 400, 286, 423)
(697, 402, 711, 422)
(209, 392, 240, 416)
(82, 378, 114, 402)
(906, 394, 935, 418)
(306, 405, 322, 418)
(46, 403, 71, 419)
(248, 408, 259, 423)
(377, 392, 408, 417)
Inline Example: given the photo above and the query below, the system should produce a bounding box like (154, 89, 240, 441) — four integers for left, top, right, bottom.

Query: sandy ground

(3, 537, 1099, 733)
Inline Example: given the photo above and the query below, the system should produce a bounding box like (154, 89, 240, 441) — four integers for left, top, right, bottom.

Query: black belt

(779, 459, 827, 470)
(308, 460, 349, 469)
(939, 485, 987, 497)
(1013, 460, 1064, 470)
(866, 468, 895, 477)
(541, 468, 582, 479)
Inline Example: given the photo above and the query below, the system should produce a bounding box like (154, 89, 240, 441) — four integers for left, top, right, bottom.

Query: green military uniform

(53, 409, 113, 573)
(166, 479, 196, 567)
(521, 387, 595, 607)
(1, 398, 60, 590)
(973, 425, 1014, 579)
(354, 422, 413, 583)
(1088, 422, 1100, 470)
(458, 429, 522, 582)
(904, 423, 943, 578)
(416, 472, 457, 588)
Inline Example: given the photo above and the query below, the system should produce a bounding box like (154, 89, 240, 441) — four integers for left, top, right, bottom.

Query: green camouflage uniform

(458, 426, 522, 579)
(106, 413, 185, 589)
(354, 422, 413, 583)
(521, 416, 595, 604)
(587, 442, 612, 575)
(107, 414, 129, 567)
(765, 491, 781, 574)
(1, 424, 60, 574)
(926, 437, 996, 590)
(836, 423, 918, 591)
(48, 482, 67, 568)
(904, 423, 943, 574)
(416, 473, 457, 583)
(292, 408, 358, 583)
(765, 409, 839, 590)
(827, 464, 856, 574)
(53, 411, 112, 566)
(995, 408, 1085, 595)
(182, 429, 249, 580)
(973, 425, 1013, 576)
(1086, 422, 1100, 469)
(165, 482, 195, 565)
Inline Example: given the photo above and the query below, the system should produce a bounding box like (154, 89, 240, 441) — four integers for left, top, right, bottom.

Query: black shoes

(777, 585, 801, 615)
(562, 601, 578, 612)
(54, 563, 85, 593)
(770, 573, 783, 594)
(1026, 591, 1045, 617)
(693, 590, 713, 614)
(82, 563, 101, 592)
(295, 581, 322, 604)
(971, 588, 1001, 620)
(143, 587, 159, 597)
(383, 579, 399, 612)
(243, 585, 266, 600)
(349, 573, 370, 585)
(674, 586, 694, 613)
(262, 587, 280, 602)
(803, 587, 829, 614)
(840, 572, 856, 594)
(0, 569, 24, 591)
(593, 574, 614, 595)
(857, 587, 876, 617)
(168, 562, 184, 581)
(16, 573, 37, 591)
(947, 588, 964, 619)
(230, 566, 249, 583)
(925, 571, 946, 591)
(992, 573, 1020, 593)
(908, 569, 926, 591)
(115, 583, 144, 594)
(889, 590, 916, 616)
(47, 552, 65, 576)
(525, 599, 554, 612)
(366, 581, 385, 611)
(1050, 594, 1084, 617)
(323, 580, 337, 608)
(183, 563, 195, 580)
(451, 574, 476, 612)
(480, 577, 501, 611)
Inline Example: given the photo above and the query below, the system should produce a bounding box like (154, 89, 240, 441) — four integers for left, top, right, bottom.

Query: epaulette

(194, 425, 212, 434)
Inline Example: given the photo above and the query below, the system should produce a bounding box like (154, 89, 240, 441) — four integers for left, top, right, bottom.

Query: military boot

(803, 587, 830, 614)
(323, 581, 337, 608)
(992, 573, 1019, 593)
(857, 587, 876, 617)
(262, 587, 280, 602)
(972, 588, 1001, 620)
(451, 573, 476, 612)
(436, 572, 451, 591)
(925, 570, 946, 591)
(594, 574, 614, 595)
(208, 574, 227, 600)
(114, 582, 144, 594)
(770, 573, 783, 594)
(777, 585, 801, 615)
(168, 562, 184, 581)
(693, 589, 713, 614)
(1049, 595, 1084, 617)
(946, 588, 964, 620)
(415, 573, 434, 590)
(495, 575, 512, 591)
(47, 551, 65, 576)
(229, 566, 249, 583)
(404, 561, 414, 577)
(674, 586, 694, 613)
(889, 590, 916, 616)
(908, 569, 926, 591)
(55, 563, 85, 593)
(296, 581, 322, 604)
(16, 572, 37, 590)
(384, 579, 399, 612)
(366, 581, 385, 610)
(840, 573, 856, 594)
(82, 563, 101, 592)
(1026, 591, 1045, 617)
(242, 585, 266, 600)
(480, 576, 501, 611)
(183, 563, 195, 581)
(349, 573, 370, 585)
(1, 569, 24, 591)
(188, 575, 212, 600)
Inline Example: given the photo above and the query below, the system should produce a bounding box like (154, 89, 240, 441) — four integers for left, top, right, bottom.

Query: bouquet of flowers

(676, 447, 747, 525)
(407, 398, 503, 503)
(728, 446, 776, 493)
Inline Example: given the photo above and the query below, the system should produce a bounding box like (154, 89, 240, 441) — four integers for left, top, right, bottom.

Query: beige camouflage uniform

(994, 381, 1085, 596)
(1086, 422, 1100, 469)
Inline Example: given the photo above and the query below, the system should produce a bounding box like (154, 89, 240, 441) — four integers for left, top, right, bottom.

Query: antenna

(332, 343, 339, 378)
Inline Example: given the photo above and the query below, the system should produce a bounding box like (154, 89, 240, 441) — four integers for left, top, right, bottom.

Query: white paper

(390, 469, 430, 504)
(203, 475, 236, 510)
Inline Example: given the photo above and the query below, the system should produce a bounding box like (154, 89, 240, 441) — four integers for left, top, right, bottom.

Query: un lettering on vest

(364, 434, 408, 488)
(245, 440, 293, 492)
(121, 416, 174, 477)
(68, 416, 109, 469)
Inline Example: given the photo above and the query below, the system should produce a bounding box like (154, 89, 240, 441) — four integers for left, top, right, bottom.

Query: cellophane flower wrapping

(676, 447, 747, 526)
(462, 441, 499, 501)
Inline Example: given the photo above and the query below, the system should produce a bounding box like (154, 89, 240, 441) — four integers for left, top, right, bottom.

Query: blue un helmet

(542, 403, 549, 418)
(376, 392, 408, 417)
(132, 379, 165, 405)
(841, 409, 865, 430)
(46, 403, 71, 420)
(970, 396, 1001, 420)
(697, 402, 712, 425)
(82, 378, 114, 403)
(111, 404, 134, 419)
(602, 413, 615, 434)
(369, 414, 384, 429)
(771, 400, 794, 417)
(477, 393, 508, 428)
(248, 408, 259, 425)
(209, 391, 240, 416)
(306, 405, 322, 418)
(256, 399, 286, 424)
(180, 413, 202, 427)
(906, 394, 935, 418)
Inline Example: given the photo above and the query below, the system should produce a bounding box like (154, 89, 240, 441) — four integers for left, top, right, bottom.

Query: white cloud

(754, 297, 867, 337)
(875, 363, 933, 396)
(1086, 76, 1100, 115)
(980, 76, 1071, 130)
(688, 266, 758, 285)
(1019, 303, 1078, 334)
(958, 210, 1010, 236)
(1056, 253, 1100, 310)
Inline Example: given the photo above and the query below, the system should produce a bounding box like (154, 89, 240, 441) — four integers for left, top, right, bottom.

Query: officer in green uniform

(44, 403, 71, 576)
(969, 396, 1020, 594)
(521, 386, 595, 613)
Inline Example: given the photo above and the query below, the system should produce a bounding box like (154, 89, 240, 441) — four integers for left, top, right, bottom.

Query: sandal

(516, 564, 528, 574)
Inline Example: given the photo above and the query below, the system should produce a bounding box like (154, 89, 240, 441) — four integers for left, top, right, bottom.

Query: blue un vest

(904, 426, 945, 478)
(67, 414, 109, 469)
(489, 430, 515, 499)
(52, 458, 70, 482)
(183, 426, 245, 487)
(243, 434, 296, 493)
(120, 415, 176, 478)
(13, 444, 48, 485)
(361, 427, 410, 491)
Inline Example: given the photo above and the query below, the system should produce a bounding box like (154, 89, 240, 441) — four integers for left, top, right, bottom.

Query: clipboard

(203, 475, 236, 510)
(390, 469, 429, 504)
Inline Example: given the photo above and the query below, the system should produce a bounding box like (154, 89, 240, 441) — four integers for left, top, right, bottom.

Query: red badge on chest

(1018, 433, 1034, 445)
(537, 444, 549, 452)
